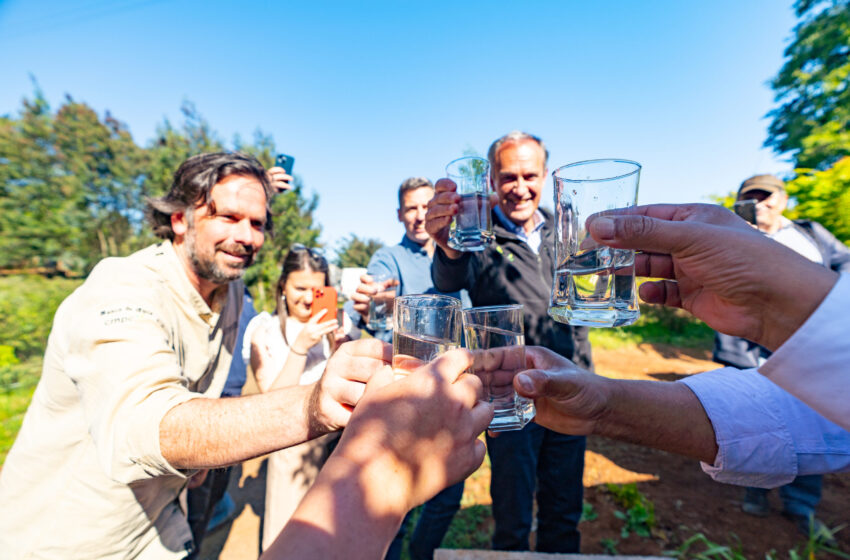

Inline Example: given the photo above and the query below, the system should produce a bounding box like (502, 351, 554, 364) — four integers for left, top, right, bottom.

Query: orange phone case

(311, 286, 338, 321)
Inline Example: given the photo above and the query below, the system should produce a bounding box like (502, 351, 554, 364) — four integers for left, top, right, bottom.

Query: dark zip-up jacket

(713, 219, 850, 369)
(431, 208, 593, 370)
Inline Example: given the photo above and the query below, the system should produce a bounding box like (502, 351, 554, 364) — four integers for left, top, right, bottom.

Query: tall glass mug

(462, 304, 534, 431)
(446, 156, 493, 252)
(392, 295, 462, 377)
(549, 159, 641, 327)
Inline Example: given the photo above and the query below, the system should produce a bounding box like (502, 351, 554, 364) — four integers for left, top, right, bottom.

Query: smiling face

(283, 268, 327, 322)
(172, 174, 268, 301)
(492, 139, 547, 232)
(397, 186, 434, 245)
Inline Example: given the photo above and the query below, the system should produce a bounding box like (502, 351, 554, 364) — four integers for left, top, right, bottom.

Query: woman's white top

(243, 311, 360, 392)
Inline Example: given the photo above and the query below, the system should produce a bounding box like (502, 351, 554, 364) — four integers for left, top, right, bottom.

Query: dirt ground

(201, 344, 850, 558)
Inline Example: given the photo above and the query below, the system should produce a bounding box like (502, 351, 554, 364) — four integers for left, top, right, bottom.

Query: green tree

(0, 89, 69, 271)
(335, 234, 384, 268)
(53, 98, 148, 265)
(785, 156, 850, 243)
(766, 0, 850, 170)
(0, 88, 146, 273)
(0, 89, 326, 289)
(763, 0, 850, 245)
(142, 101, 226, 200)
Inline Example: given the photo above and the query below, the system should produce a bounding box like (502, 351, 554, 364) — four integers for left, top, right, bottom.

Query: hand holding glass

(446, 156, 493, 252)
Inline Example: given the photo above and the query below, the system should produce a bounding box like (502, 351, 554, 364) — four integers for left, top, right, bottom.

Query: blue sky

(0, 0, 798, 253)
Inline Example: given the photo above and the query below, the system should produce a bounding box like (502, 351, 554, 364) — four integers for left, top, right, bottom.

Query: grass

(588, 304, 714, 350)
(0, 357, 42, 467)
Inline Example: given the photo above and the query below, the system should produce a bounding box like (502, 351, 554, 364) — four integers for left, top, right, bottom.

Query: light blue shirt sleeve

(366, 247, 399, 280)
(680, 367, 850, 488)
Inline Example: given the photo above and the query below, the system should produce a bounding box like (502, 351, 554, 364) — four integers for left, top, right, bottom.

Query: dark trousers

(748, 474, 823, 516)
(385, 480, 465, 560)
(186, 467, 233, 559)
(486, 423, 585, 552)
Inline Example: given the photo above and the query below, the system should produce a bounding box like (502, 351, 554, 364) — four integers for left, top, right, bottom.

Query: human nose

(416, 206, 427, 222)
(303, 290, 313, 305)
(233, 219, 255, 245)
(515, 178, 530, 197)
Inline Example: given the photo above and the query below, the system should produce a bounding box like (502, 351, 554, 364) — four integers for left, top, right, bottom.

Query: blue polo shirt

(364, 235, 468, 342)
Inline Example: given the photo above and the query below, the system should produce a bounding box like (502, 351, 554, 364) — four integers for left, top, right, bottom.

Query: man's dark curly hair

(146, 152, 274, 240)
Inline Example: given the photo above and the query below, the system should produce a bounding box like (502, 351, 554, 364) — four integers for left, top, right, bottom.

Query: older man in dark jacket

(426, 131, 592, 553)
(714, 174, 850, 538)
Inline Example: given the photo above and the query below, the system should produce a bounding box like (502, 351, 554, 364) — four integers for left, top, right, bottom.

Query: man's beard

(185, 233, 256, 285)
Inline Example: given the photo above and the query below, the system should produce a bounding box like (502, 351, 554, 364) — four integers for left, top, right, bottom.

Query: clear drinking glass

(392, 294, 462, 377)
(446, 156, 493, 252)
(462, 304, 534, 431)
(549, 159, 641, 328)
(367, 272, 398, 330)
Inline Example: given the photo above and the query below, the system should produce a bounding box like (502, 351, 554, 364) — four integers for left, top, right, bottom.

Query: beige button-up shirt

(0, 241, 242, 559)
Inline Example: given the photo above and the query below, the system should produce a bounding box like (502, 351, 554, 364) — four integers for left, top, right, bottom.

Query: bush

(0, 345, 19, 368)
(0, 275, 81, 360)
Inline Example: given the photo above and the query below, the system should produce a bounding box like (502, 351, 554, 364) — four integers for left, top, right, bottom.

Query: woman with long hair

(243, 245, 359, 550)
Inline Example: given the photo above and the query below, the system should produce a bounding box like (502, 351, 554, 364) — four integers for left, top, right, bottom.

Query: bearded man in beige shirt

(0, 153, 372, 558)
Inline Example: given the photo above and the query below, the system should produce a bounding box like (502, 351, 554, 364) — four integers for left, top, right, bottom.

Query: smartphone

(310, 286, 338, 321)
(274, 153, 295, 176)
(733, 199, 757, 225)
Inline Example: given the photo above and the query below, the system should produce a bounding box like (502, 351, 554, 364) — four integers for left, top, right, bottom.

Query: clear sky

(0, 0, 798, 253)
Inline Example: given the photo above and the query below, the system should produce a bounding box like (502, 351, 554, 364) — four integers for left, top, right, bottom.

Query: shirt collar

(493, 205, 545, 238)
(400, 234, 429, 255)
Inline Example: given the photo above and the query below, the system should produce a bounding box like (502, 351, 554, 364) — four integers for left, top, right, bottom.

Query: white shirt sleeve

(759, 273, 850, 431)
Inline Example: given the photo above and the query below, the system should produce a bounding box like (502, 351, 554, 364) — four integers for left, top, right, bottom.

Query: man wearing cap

(713, 174, 850, 536)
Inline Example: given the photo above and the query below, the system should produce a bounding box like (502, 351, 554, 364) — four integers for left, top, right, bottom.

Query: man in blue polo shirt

(350, 176, 467, 560)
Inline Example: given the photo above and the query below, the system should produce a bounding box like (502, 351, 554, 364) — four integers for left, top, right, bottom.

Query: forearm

(263, 443, 408, 559)
(267, 352, 308, 392)
(595, 379, 718, 464)
(159, 384, 322, 469)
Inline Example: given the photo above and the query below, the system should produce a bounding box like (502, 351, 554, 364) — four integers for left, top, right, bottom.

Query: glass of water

(549, 159, 641, 328)
(367, 272, 398, 330)
(446, 156, 493, 252)
(392, 294, 462, 377)
(462, 304, 534, 431)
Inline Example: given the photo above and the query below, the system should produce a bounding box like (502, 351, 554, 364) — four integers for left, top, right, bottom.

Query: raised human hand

(513, 346, 608, 436)
(267, 166, 293, 193)
(291, 309, 338, 355)
(308, 338, 392, 434)
(332, 349, 492, 511)
(587, 203, 838, 350)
